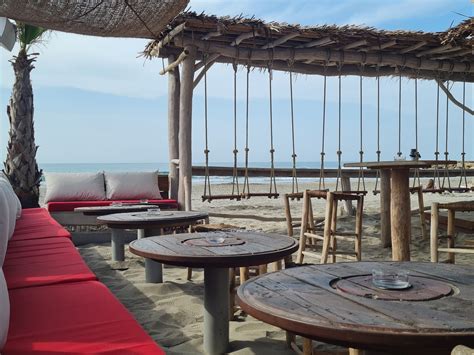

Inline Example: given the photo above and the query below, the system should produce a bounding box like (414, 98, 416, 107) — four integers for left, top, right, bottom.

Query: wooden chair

(296, 190, 364, 264)
(430, 201, 474, 263)
(283, 192, 304, 237)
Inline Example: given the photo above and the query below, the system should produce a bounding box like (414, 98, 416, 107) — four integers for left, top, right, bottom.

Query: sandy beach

(54, 179, 474, 354)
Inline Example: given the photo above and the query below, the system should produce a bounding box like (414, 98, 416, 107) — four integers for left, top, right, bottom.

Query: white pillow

(0, 173, 21, 220)
(0, 179, 16, 243)
(0, 269, 10, 350)
(43, 172, 106, 203)
(104, 171, 162, 200)
(0, 187, 10, 266)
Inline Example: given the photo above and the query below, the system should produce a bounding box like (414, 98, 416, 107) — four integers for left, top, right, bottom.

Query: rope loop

(233, 149, 238, 154)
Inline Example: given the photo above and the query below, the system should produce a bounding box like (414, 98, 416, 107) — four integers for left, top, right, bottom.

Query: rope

(268, 63, 278, 196)
(441, 80, 452, 190)
(459, 79, 468, 189)
(202, 54, 212, 201)
(289, 70, 299, 195)
(374, 74, 381, 194)
(230, 63, 240, 198)
(242, 65, 251, 197)
(335, 74, 343, 191)
(433, 82, 442, 189)
(356, 74, 366, 192)
(397, 73, 402, 157)
(412, 76, 421, 188)
(319, 73, 327, 190)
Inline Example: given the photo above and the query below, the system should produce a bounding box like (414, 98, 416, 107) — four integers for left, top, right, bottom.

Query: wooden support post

(430, 202, 439, 262)
(341, 176, 355, 216)
(447, 209, 456, 264)
(178, 46, 196, 211)
(283, 194, 293, 236)
(168, 54, 180, 201)
(390, 169, 411, 261)
(380, 170, 391, 248)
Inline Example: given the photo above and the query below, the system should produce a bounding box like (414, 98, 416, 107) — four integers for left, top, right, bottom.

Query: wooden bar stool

(296, 190, 364, 264)
(430, 201, 474, 263)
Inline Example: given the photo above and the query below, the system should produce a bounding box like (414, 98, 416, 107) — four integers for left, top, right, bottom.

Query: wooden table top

(129, 231, 298, 268)
(344, 160, 456, 170)
(97, 210, 208, 228)
(75, 204, 160, 215)
(237, 262, 474, 352)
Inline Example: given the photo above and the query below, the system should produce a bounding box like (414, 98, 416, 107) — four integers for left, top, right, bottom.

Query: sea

(40, 161, 340, 185)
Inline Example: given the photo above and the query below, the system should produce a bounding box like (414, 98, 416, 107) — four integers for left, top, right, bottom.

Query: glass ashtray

(372, 269, 411, 290)
(205, 232, 227, 244)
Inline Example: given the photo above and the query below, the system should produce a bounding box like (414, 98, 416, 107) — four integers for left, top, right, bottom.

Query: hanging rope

(289, 69, 299, 195)
(335, 72, 343, 191)
(412, 76, 422, 188)
(268, 61, 278, 198)
(458, 79, 469, 190)
(202, 53, 212, 202)
(441, 80, 452, 191)
(373, 72, 381, 194)
(430, 81, 442, 191)
(318, 69, 327, 191)
(397, 73, 403, 158)
(242, 64, 251, 198)
(356, 73, 366, 193)
(230, 62, 240, 199)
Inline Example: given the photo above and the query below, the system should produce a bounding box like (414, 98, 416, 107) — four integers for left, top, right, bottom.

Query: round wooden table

(97, 211, 208, 282)
(238, 261, 474, 354)
(345, 161, 437, 261)
(129, 231, 298, 355)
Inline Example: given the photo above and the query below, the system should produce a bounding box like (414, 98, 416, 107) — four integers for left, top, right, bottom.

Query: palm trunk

(4, 49, 42, 208)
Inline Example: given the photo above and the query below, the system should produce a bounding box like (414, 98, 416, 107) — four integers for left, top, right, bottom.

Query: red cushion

(4, 238, 96, 289)
(4, 281, 164, 354)
(11, 208, 71, 241)
(47, 199, 178, 212)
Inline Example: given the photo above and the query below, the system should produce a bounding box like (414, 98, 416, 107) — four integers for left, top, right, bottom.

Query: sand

(65, 179, 474, 354)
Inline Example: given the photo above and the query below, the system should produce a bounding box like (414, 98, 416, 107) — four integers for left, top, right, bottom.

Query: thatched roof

(0, 0, 189, 39)
(145, 12, 473, 82)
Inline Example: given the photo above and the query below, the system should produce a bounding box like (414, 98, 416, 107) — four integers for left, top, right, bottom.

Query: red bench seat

(47, 199, 178, 212)
(4, 281, 164, 354)
(11, 208, 71, 241)
(3, 238, 96, 290)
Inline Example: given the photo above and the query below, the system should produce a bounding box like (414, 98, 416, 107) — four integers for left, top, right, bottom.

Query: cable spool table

(129, 231, 298, 355)
(97, 211, 209, 282)
(237, 262, 474, 355)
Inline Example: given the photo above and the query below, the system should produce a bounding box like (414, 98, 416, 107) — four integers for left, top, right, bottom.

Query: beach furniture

(296, 190, 364, 264)
(430, 201, 474, 263)
(98, 210, 208, 282)
(130, 231, 298, 355)
(0, 175, 164, 354)
(238, 262, 474, 354)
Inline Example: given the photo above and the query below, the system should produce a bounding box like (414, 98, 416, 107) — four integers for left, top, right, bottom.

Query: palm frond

(15, 22, 48, 51)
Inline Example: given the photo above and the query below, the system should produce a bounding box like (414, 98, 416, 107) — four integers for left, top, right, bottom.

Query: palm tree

(3, 23, 47, 208)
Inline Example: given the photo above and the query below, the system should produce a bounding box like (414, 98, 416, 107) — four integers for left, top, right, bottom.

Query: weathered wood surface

(167, 54, 180, 201)
(345, 161, 439, 169)
(129, 231, 298, 268)
(391, 168, 411, 261)
(97, 211, 208, 229)
(237, 262, 474, 353)
(75, 204, 161, 216)
(192, 166, 474, 179)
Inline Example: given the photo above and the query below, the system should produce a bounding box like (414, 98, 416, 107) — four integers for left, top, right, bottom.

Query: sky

(0, 0, 472, 167)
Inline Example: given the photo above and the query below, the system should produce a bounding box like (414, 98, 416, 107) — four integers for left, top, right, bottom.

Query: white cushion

(0, 187, 10, 266)
(0, 172, 21, 220)
(104, 171, 162, 200)
(43, 172, 106, 203)
(0, 269, 10, 350)
(0, 179, 16, 244)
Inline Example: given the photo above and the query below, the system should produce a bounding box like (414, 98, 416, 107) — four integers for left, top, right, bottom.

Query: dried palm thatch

(144, 12, 473, 82)
(0, 0, 189, 39)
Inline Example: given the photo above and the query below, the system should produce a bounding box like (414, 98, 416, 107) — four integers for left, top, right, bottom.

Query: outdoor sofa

(0, 173, 164, 354)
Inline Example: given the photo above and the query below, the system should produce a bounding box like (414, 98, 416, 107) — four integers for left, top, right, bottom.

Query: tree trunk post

(380, 170, 391, 248)
(390, 168, 411, 261)
(167, 54, 180, 202)
(178, 46, 196, 211)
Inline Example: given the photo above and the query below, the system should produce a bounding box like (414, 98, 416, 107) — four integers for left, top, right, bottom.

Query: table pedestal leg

(380, 170, 391, 248)
(137, 229, 145, 239)
(390, 168, 411, 261)
(144, 228, 163, 283)
(204, 267, 229, 355)
(111, 229, 124, 261)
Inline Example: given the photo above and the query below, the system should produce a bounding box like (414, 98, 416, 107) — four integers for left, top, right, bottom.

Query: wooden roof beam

(399, 41, 427, 54)
(434, 49, 473, 60)
(343, 40, 368, 50)
(231, 29, 263, 46)
(416, 44, 455, 57)
(151, 23, 186, 56)
(296, 36, 334, 48)
(367, 40, 397, 51)
(201, 24, 225, 40)
(261, 32, 300, 49)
